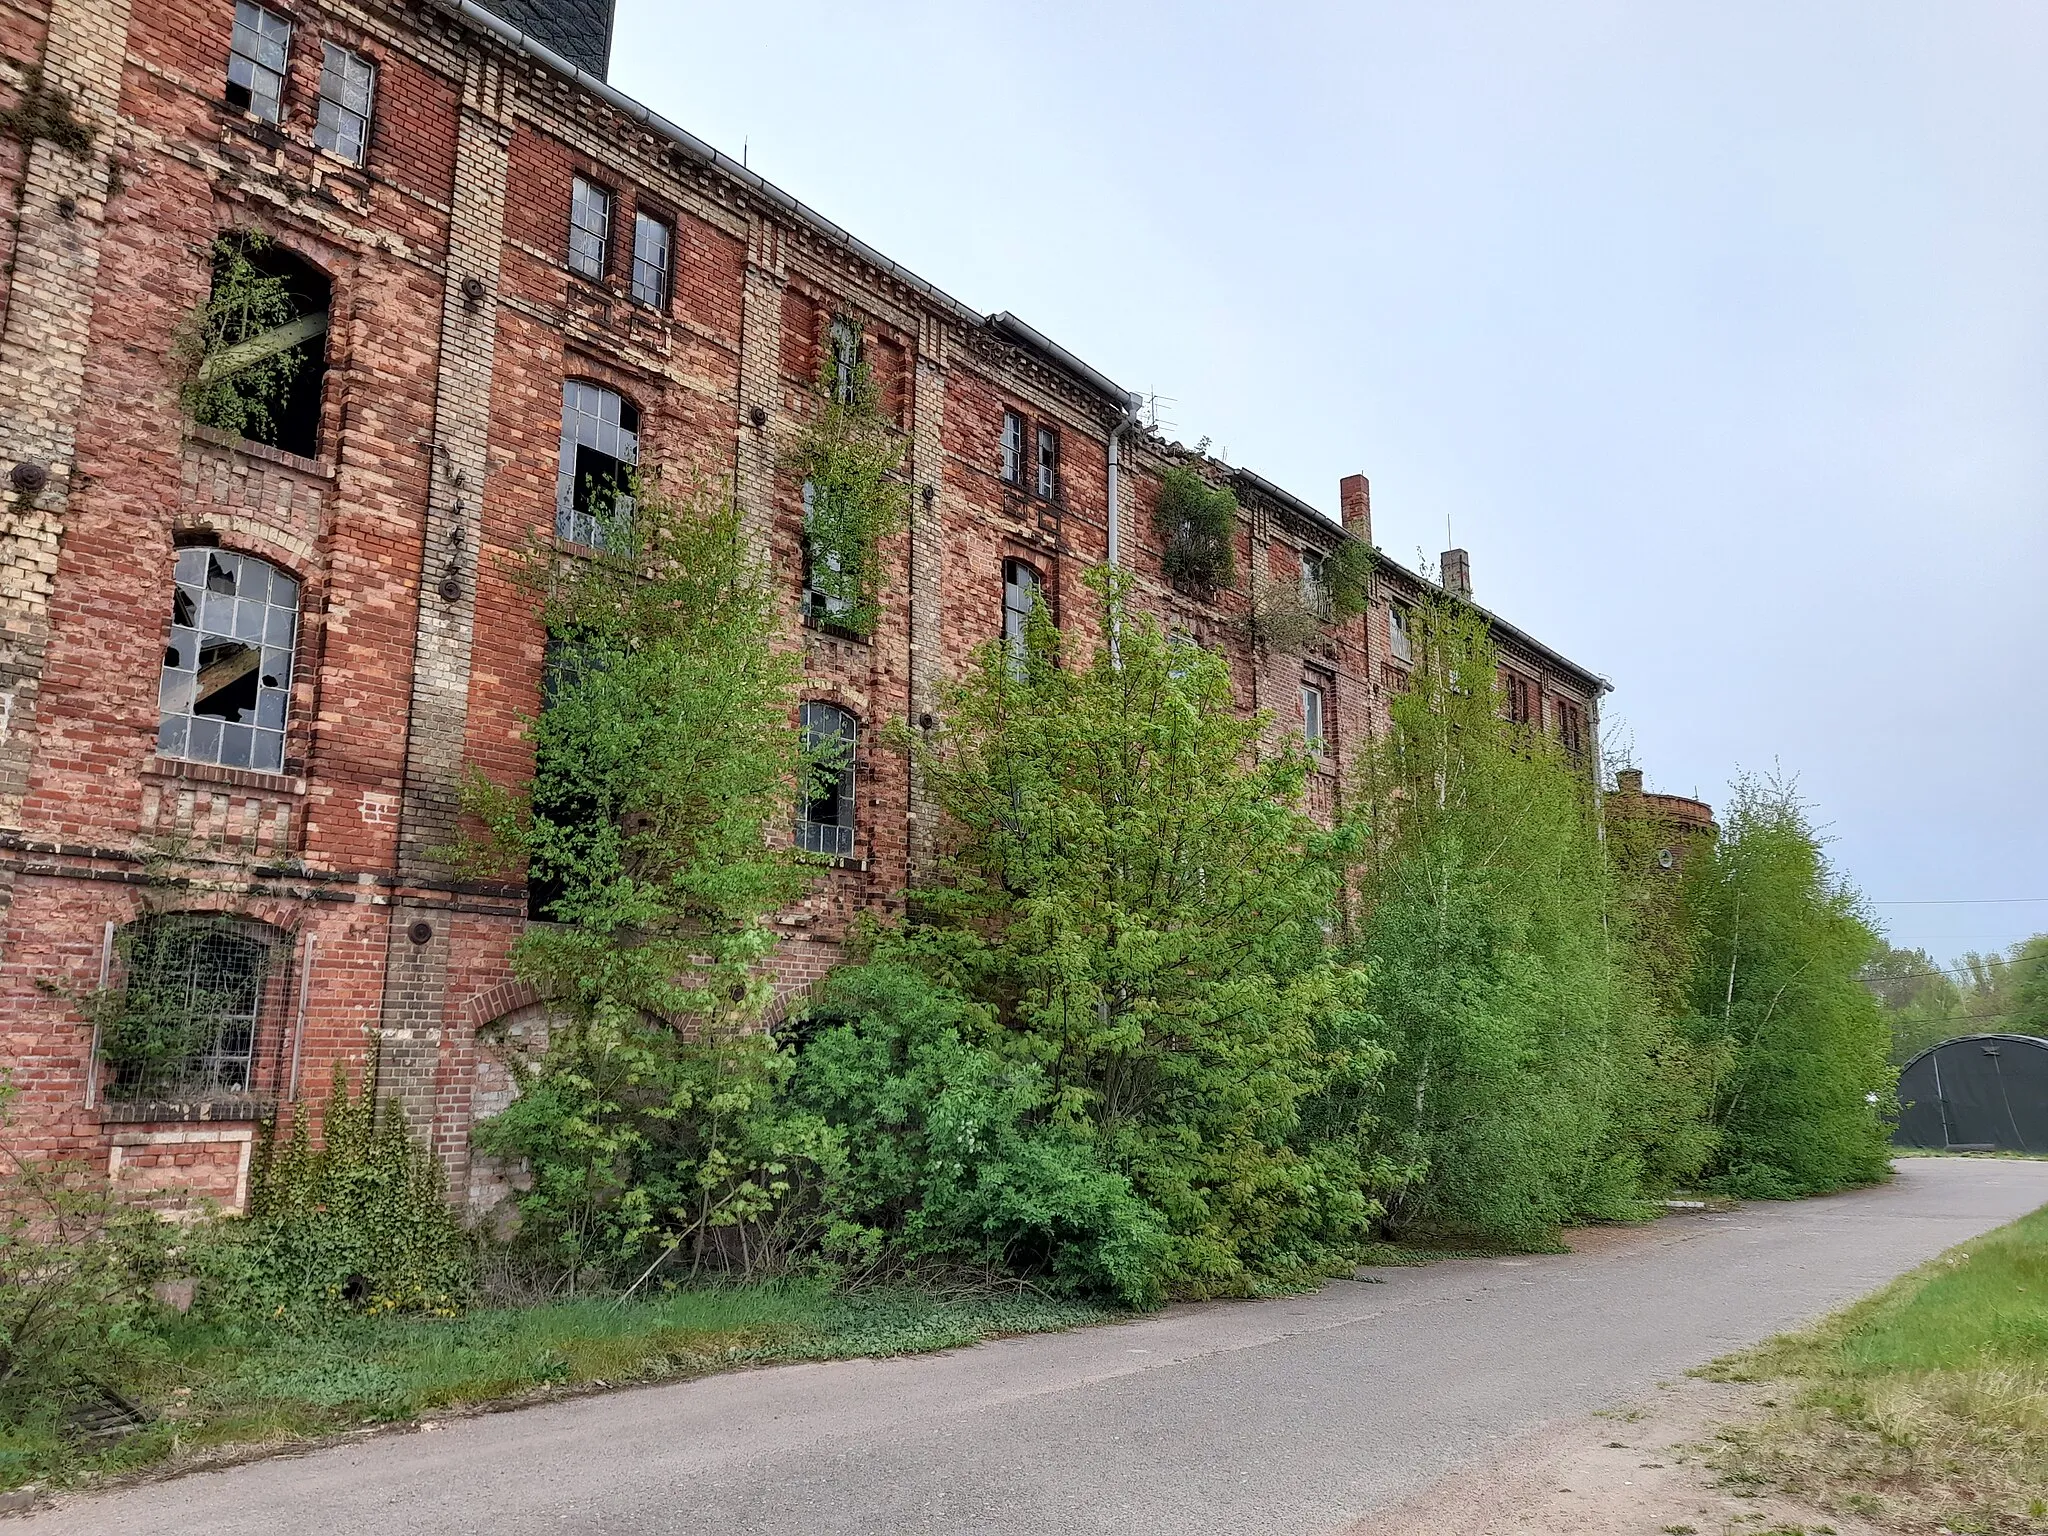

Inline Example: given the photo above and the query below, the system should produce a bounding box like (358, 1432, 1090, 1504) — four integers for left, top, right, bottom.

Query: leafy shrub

(1153, 467, 1238, 590)
(174, 232, 310, 444)
(194, 1065, 471, 1319)
(785, 344, 907, 637)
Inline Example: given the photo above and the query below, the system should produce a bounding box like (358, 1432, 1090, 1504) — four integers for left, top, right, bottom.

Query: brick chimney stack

(1616, 767, 1644, 796)
(1338, 474, 1372, 545)
(1441, 547, 1472, 599)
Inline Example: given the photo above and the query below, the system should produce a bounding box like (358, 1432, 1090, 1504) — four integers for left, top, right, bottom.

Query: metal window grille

(1000, 411, 1024, 484)
(568, 177, 612, 277)
(226, 0, 291, 123)
(99, 915, 283, 1107)
(828, 316, 862, 404)
(312, 43, 375, 165)
(157, 548, 298, 773)
(1035, 426, 1059, 500)
(797, 702, 857, 858)
(555, 380, 639, 548)
(631, 212, 671, 307)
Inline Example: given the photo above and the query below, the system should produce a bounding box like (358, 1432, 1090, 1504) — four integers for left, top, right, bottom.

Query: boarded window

(158, 548, 298, 774)
(555, 381, 639, 548)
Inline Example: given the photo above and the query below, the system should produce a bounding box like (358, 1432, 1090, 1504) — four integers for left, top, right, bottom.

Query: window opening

(1301, 551, 1331, 618)
(568, 177, 612, 278)
(999, 411, 1024, 485)
(828, 315, 862, 406)
(1301, 681, 1326, 749)
(1035, 425, 1059, 500)
(1505, 672, 1535, 726)
(158, 548, 298, 773)
(555, 381, 639, 548)
(798, 702, 857, 858)
(101, 915, 281, 1104)
(225, 0, 291, 122)
(802, 479, 854, 625)
(1557, 699, 1587, 757)
(1002, 558, 1042, 671)
(631, 211, 672, 307)
(188, 235, 331, 458)
(1387, 603, 1413, 664)
(311, 42, 375, 165)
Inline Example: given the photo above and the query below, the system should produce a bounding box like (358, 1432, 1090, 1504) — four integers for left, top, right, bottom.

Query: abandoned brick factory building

(0, 0, 1608, 1213)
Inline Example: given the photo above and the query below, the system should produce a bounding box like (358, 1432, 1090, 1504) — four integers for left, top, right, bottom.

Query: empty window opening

(1301, 551, 1332, 618)
(101, 914, 283, 1105)
(802, 478, 855, 627)
(568, 177, 613, 278)
(1387, 603, 1413, 665)
(555, 380, 639, 548)
(1301, 680, 1326, 750)
(631, 211, 672, 308)
(1002, 558, 1042, 668)
(798, 702, 858, 858)
(999, 411, 1024, 485)
(1035, 425, 1059, 500)
(225, 0, 291, 122)
(191, 235, 331, 458)
(312, 42, 376, 165)
(158, 548, 299, 774)
(828, 315, 862, 405)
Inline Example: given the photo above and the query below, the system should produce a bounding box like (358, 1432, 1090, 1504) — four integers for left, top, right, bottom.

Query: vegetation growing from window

(86, 915, 275, 1103)
(1154, 467, 1238, 590)
(174, 232, 321, 448)
(1678, 775, 1897, 1198)
(787, 572, 1396, 1305)
(1322, 538, 1373, 620)
(456, 471, 837, 1288)
(787, 346, 907, 639)
(1348, 599, 1719, 1245)
(1245, 584, 1326, 655)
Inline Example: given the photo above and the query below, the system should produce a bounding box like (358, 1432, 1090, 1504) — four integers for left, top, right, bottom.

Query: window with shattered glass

(797, 701, 857, 858)
(158, 548, 298, 773)
(555, 380, 639, 548)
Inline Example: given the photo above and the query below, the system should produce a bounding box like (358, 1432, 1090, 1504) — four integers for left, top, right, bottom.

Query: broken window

(1002, 558, 1042, 672)
(101, 914, 282, 1104)
(312, 42, 376, 166)
(797, 701, 857, 858)
(188, 234, 331, 459)
(1035, 425, 1059, 500)
(999, 410, 1024, 485)
(158, 547, 299, 774)
(1301, 680, 1326, 750)
(828, 315, 862, 405)
(225, 0, 291, 123)
(568, 176, 612, 278)
(1301, 551, 1331, 618)
(1387, 603, 1413, 665)
(555, 380, 638, 548)
(630, 211, 671, 308)
(801, 478, 854, 627)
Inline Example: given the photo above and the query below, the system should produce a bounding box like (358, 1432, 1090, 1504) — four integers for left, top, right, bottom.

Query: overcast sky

(611, 1, 2048, 965)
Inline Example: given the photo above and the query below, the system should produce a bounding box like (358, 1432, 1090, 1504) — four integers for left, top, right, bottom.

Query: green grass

(0, 1283, 1113, 1494)
(1701, 1199, 2048, 1534)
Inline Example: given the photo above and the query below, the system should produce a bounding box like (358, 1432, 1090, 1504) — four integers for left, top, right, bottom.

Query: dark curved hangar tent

(1894, 1034, 2048, 1154)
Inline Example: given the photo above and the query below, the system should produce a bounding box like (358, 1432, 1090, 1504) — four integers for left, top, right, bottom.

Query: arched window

(556, 381, 639, 549)
(158, 548, 299, 773)
(797, 702, 857, 858)
(100, 914, 283, 1103)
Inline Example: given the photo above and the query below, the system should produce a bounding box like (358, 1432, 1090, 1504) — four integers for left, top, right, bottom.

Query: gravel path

(22, 1156, 2048, 1536)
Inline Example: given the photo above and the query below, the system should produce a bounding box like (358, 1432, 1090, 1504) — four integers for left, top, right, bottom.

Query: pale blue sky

(611, 1, 2048, 965)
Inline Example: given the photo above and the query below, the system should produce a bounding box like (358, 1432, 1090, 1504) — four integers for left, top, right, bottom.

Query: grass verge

(0, 1283, 1112, 1495)
(1698, 1199, 2048, 1535)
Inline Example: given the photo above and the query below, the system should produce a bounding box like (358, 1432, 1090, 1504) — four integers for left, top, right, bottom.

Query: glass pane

(264, 605, 294, 647)
(220, 723, 253, 769)
(157, 716, 187, 757)
(175, 548, 208, 585)
(255, 687, 286, 728)
(269, 568, 299, 606)
(259, 647, 290, 690)
(187, 717, 222, 763)
(166, 626, 196, 670)
(234, 598, 265, 640)
(159, 671, 194, 714)
(251, 729, 284, 772)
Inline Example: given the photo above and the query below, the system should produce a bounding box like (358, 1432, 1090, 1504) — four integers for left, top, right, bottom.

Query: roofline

(989, 313, 1141, 414)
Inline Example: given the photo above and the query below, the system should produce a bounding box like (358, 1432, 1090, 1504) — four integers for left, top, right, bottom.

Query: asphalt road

(27, 1157, 2048, 1536)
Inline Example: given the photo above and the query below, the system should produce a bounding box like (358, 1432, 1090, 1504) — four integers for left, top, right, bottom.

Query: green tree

(459, 472, 836, 1284)
(1682, 775, 1895, 1197)
(1349, 600, 1716, 1245)
(794, 571, 1392, 1303)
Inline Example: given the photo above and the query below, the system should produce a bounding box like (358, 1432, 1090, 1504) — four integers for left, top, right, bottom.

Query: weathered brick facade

(0, 0, 1606, 1211)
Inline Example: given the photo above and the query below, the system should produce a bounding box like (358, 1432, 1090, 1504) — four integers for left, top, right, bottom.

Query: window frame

(100, 914, 288, 1106)
(555, 379, 640, 549)
(1387, 602, 1414, 665)
(1002, 557, 1043, 661)
(827, 314, 863, 405)
(567, 176, 614, 280)
(310, 40, 376, 166)
(1034, 424, 1060, 501)
(1300, 678, 1327, 752)
(156, 545, 301, 776)
(797, 701, 859, 859)
(999, 410, 1025, 485)
(630, 208, 672, 309)
(225, 0, 292, 124)
(1300, 550, 1331, 618)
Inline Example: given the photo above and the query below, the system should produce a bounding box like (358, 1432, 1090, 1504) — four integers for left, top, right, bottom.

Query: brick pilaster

(904, 315, 946, 876)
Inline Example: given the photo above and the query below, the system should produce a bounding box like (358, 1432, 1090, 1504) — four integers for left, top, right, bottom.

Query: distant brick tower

(473, 0, 616, 78)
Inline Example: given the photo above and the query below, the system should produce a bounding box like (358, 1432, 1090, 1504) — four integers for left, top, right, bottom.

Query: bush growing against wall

(785, 350, 907, 638)
(1153, 468, 1238, 591)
